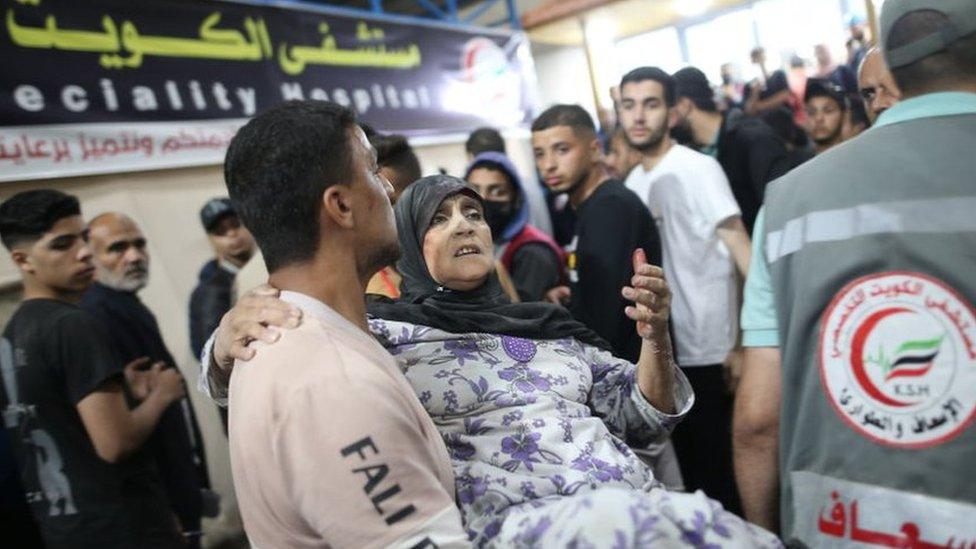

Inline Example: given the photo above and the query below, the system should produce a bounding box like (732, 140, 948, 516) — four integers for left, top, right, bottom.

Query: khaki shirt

(228, 291, 467, 548)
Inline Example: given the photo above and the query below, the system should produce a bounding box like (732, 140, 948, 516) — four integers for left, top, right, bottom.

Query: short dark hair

(531, 104, 597, 137)
(465, 127, 506, 156)
(359, 122, 378, 141)
(604, 126, 629, 154)
(0, 190, 81, 251)
(673, 66, 717, 112)
(887, 10, 976, 96)
(804, 78, 847, 110)
(373, 133, 422, 189)
(224, 100, 357, 272)
(619, 67, 676, 107)
(848, 93, 870, 129)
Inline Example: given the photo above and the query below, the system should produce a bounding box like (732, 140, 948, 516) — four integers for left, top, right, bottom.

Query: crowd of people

(1, 0, 974, 547)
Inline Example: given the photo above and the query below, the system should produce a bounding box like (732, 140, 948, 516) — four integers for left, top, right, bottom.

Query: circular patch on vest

(819, 271, 976, 448)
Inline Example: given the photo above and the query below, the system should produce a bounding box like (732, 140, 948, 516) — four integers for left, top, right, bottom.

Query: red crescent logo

(850, 306, 914, 407)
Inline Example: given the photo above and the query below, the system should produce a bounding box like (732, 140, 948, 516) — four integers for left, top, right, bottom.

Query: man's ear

(589, 134, 603, 163)
(321, 185, 355, 230)
(11, 249, 33, 275)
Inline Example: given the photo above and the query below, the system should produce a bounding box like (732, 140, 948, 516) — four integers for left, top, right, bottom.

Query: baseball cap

(673, 67, 716, 110)
(881, 0, 976, 69)
(804, 78, 847, 109)
(199, 197, 235, 233)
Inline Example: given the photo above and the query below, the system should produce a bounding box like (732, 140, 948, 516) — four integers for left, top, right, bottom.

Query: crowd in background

(1, 0, 973, 546)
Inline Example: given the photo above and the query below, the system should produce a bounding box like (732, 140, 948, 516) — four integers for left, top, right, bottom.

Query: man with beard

(671, 66, 795, 232)
(218, 100, 468, 547)
(619, 66, 751, 514)
(803, 79, 849, 154)
(734, 1, 976, 541)
(0, 190, 186, 549)
(858, 46, 903, 123)
(81, 213, 212, 548)
(464, 151, 565, 302)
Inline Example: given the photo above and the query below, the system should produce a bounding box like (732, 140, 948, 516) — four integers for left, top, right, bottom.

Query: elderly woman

(203, 176, 778, 548)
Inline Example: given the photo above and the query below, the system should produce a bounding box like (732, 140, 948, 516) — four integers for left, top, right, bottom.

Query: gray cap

(881, 0, 976, 69)
(199, 197, 234, 233)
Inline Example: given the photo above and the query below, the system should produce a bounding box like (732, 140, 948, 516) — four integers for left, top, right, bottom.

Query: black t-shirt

(568, 180, 662, 363)
(80, 283, 210, 531)
(717, 111, 794, 232)
(509, 243, 562, 302)
(189, 260, 234, 358)
(0, 299, 180, 549)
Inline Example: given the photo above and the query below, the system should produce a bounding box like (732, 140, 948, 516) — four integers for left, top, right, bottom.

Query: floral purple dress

(368, 318, 781, 548)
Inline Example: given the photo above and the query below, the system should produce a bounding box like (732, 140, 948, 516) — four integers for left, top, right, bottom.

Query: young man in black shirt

(530, 104, 661, 364)
(0, 190, 185, 549)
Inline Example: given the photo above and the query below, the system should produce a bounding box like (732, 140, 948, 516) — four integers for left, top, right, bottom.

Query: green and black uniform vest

(764, 106, 976, 547)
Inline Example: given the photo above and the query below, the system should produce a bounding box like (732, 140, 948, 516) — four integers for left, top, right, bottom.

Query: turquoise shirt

(741, 208, 778, 347)
(700, 130, 720, 158)
(740, 92, 976, 348)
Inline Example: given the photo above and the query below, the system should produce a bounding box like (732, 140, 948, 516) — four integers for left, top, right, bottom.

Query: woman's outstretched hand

(621, 248, 670, 342)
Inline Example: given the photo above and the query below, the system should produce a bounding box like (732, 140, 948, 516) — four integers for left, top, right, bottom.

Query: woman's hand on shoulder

(213, 284, 303, 372)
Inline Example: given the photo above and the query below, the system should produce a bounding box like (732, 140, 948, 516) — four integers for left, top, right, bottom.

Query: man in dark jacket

(80, 212, 213, 548)
(189, 198, 254, 434)
(672, 66, 798, 232)
(189, 198, 255, 358)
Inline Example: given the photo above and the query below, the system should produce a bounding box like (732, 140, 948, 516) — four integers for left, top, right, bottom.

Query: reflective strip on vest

(766, 196, 976, 264)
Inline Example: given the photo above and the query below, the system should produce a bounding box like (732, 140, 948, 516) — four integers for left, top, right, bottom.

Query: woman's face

(422, 194, 494, 291)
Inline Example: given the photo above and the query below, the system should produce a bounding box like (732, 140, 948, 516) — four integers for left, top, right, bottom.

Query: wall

(530, 42, 598, 118)
(0, 133, 539, 546)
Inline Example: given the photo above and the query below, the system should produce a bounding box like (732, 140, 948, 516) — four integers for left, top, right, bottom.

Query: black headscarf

(367, 175, 612, 352)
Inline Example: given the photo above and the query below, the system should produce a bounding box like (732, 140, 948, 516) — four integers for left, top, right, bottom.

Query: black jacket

(716, 109, 796, 232)
(188, 260, 234, 359)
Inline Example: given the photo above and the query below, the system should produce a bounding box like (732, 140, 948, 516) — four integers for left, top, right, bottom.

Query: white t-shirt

(625, 144, 741, 367)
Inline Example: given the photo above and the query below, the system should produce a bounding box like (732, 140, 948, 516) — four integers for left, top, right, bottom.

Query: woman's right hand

(212, 284, 303, 373)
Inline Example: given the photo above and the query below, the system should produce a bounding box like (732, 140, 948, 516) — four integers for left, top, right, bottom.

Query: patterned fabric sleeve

(197, 332, 228, 406)
(584, 343, 694, 448)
